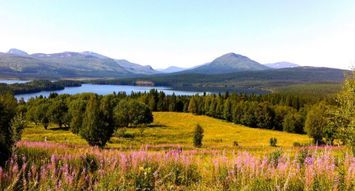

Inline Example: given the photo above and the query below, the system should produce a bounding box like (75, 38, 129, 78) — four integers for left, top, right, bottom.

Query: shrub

(269, 137, 277, 147)
(81, 154, 99, 173)
(193, 124, 204, 148)
(293, 142, 302, 147)
(268, 150, 283, 166)
(135, 166, 155, 191)
(297, 149, 311, 165)
(233, 141, 239, 147)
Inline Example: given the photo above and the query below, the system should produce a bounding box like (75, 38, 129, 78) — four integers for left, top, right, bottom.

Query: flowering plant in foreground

(0, 141, 354, 190)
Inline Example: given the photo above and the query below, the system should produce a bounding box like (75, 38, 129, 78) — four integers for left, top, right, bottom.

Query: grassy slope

(22, 112, 311, 151)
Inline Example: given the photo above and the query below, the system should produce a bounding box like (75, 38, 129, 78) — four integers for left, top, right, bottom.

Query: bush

(268, 150, 283, 166)
(269, 137, 277, 147)
(81, 154, 99, 173)
(233, 141, 239, 147)
(293, 142, 302, 147)
(193, 124, 204, 148)
(297, 149, 311, 165)
(135, 166, 155, 191)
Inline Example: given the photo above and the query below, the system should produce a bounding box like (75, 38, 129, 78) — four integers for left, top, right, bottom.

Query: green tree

(114, 100, 153, 128)
(332, 71, 355, 152)
(11, 113, 27, 142)
(223, 98, 232, 121)
(282, 111, 304, 133)
(305, 102, 333, 144)
(255, 102, 275, 129)
(240, 102, 257, 127)
(68, 99, 88, 134)
(80, 96, 113, 148)
(193, 124, 204, 148)
(168, 93, 177, 111)
(0, 93, 17, 165)
(37, 102, 50, 129)
(47, 98, 68, 128)
(232, 101, 244, 124)
(188, 96, 198, 114)
(273, 105, 292, 131)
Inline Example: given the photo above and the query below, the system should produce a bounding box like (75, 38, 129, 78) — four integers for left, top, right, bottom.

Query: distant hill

(0, 49, 157, 79)
(157, 66, 186, 73)
(8, 48, 29, 56)
(115, 59, 157, 74)
(183, 53, 270, 74)
(265, 62, 300, 69)
(114, 66, 347, 93)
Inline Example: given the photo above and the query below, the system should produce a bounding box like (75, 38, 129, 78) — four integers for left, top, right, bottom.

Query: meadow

(1, 112, 354, 190)
(22, 112, 312, 151)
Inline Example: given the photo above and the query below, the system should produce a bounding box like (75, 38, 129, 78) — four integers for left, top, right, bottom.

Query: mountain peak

(213, 52, 251, 63)
(8, 48, 29, 56)
(220, 52, 243, 57)
(184, 52, 269, 74)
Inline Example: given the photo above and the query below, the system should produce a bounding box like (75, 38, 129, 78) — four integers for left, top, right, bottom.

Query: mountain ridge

(0, 49, 157, 78)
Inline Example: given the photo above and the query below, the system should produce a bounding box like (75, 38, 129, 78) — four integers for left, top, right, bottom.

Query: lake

(0, 79, 29, 84)
(0, 80, 202, 100)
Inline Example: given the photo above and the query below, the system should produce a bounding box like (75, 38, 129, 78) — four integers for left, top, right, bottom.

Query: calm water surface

(1, 80, 202, 100)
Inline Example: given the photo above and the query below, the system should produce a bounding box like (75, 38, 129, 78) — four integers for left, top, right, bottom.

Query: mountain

(157, 66, 186, 73)
(0, 49, 158, 79)
(183, 53, 270, 74)
(265, 62, 300, 69)
(81, 51, 156, 74)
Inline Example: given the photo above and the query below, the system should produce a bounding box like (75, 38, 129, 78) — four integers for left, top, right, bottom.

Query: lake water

(0, 79, 29, 84)
(1, 80, 202, 100)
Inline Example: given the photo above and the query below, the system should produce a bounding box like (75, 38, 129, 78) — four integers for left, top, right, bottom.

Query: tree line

(0, 80, 81, 95)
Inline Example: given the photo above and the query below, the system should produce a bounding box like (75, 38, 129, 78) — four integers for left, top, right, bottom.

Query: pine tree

(223, 98, 232, 121)
(188, 96, 198, 114)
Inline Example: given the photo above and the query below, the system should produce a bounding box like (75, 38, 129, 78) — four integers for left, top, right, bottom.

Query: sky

(0, 0, 354, 69)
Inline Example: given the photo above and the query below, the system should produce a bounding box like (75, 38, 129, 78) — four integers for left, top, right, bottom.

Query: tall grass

(0, 141, 353, 190)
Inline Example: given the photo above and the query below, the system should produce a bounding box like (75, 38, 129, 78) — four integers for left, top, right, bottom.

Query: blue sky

(0, 0, 354, 69)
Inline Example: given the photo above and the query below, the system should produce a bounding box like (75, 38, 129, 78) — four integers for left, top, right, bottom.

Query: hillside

(102, 66, 347, 93)
(22, 112, 311, 149)
(183, 53, 269, 74)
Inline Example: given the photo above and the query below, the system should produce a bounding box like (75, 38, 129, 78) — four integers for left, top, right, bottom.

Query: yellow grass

(22, 112, 312, 152)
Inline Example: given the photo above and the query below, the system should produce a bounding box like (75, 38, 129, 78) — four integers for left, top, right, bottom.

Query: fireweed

(0, 141, 353, 190)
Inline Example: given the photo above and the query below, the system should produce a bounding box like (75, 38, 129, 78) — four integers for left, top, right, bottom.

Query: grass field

(22, 112, 312, 151)
(4, 112, 353, 190)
